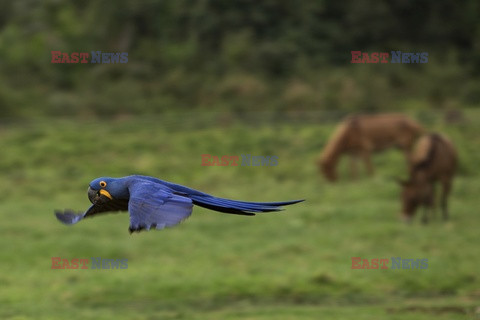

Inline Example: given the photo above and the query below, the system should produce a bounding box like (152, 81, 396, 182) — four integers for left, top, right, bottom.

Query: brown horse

(398, 133, 457, 223)
(317, 113, 423, 182)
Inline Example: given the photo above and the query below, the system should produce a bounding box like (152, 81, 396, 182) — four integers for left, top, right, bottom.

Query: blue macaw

(55, 175, 304, 233)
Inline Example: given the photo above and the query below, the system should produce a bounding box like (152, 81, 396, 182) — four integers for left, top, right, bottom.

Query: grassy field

(0, 110, 479, 319)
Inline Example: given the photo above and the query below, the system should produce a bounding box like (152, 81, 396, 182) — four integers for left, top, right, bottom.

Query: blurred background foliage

(0, 0, 479, 119)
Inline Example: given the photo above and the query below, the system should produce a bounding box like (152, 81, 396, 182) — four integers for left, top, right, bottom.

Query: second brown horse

(398, 133, 457, 223)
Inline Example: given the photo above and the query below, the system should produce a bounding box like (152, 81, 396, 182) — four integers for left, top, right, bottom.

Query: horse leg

(361, 152, 374, 176)
(422, 185, 434, 224)
(350, 156, 358, 180)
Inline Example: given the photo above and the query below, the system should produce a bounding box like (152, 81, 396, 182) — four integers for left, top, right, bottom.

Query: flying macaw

(55, 175, 304, 233)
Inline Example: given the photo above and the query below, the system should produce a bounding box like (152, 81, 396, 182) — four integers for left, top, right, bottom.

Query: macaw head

(88, 177, 129, 204)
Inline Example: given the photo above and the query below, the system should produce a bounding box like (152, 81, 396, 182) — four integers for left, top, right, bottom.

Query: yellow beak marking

(99, 189, 113, 200)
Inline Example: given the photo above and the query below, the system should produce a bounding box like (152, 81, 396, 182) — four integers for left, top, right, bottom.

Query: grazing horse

(398, 133, 457, 223)
(317, 113, 423, 182)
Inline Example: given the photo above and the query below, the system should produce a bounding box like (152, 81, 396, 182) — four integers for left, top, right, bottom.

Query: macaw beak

(88, 187, 113, 204)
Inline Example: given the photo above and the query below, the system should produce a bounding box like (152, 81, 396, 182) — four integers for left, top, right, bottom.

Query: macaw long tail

(189, 195, 304, 216)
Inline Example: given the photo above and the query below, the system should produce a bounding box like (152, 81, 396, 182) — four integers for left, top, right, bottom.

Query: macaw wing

(84, 198, 129, 218)
(55, 197, 129, 225)
(55, 209, 86, 225)
(128, 182, 193, 233)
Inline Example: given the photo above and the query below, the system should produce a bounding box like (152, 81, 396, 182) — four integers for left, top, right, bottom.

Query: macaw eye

(99, 181, 107, 188)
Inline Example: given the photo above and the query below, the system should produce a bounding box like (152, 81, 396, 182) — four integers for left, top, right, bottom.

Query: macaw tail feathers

(189, 195, 304, 216)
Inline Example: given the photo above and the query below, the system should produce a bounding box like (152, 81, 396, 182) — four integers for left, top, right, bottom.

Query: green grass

(0, 110, 479, 319)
